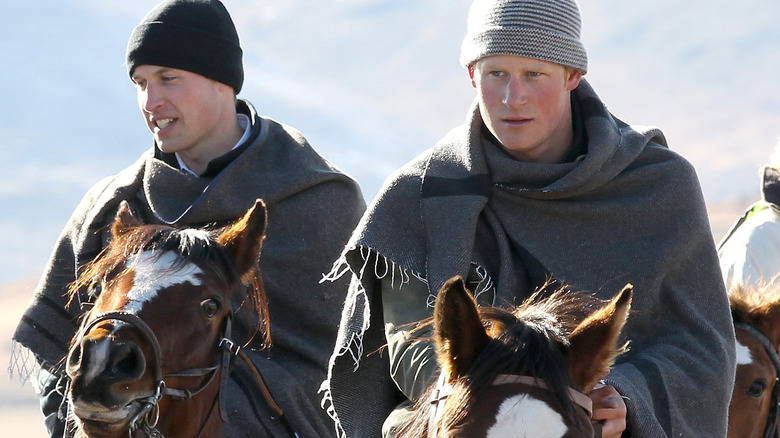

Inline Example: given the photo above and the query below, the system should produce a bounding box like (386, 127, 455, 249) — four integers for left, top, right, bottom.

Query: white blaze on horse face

(84, 335, 114, 383)
(735, 339, 754, 366)
(486, 394, 567, 438)
(123, 250, 203, 314)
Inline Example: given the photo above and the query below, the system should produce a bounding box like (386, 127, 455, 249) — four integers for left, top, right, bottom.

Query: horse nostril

(109, 343, 146, 381)
(66, 343, 83, 377)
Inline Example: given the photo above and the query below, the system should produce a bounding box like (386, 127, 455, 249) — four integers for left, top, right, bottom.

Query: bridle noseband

(428, 373, 593, 437)
(73, 310, 233, 438)
(71, 309, 300, 438)
(735, 323, 780, 438)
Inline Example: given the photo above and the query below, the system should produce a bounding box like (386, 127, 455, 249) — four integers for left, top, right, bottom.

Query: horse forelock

(476, 289, 601, 383)
(69, 224, 265, 324)
(471, 307, 580, 429)
(71, 226, 211, 300)
(729, 283, 780, 330)
(512, 287, 600, 333)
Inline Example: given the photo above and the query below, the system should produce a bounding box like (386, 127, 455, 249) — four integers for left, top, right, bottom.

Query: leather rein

(735, 323, 780, 438)
(428, 373, 593, 437)
(72, 309, 299, 438)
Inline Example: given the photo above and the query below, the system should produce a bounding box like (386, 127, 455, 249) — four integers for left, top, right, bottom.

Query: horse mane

(729, 283, 780, 326)
(398, 287, 601, 438)
(68, 222, 270, 347)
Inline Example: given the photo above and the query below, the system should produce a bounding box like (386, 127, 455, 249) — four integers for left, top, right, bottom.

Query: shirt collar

(176, 113, 252, 176)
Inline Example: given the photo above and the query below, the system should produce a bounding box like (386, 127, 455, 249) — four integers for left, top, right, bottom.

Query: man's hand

(589, 383, 627, 438)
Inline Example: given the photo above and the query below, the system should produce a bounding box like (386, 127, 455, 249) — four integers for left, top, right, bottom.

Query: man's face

(132, 65, 234, 157)
(471, 55, 582, 163)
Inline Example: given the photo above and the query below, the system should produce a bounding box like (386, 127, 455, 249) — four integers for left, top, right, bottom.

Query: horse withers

(65, 199, 270, 438)
(728, 284, 780, 438)
(397, 276, 632, 438)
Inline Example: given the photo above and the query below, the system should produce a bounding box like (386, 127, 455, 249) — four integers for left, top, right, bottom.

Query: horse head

(65, 199, 269, 438)
(728, 283, 780, 438)
(401, 276, 632, 438)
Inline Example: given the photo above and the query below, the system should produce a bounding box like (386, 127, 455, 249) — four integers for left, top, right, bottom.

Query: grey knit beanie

(459, 0, 588, 74)
(126, 0, 244, 93)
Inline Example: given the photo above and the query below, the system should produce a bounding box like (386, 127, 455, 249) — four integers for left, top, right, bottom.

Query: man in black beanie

(11, 1, 366, 437)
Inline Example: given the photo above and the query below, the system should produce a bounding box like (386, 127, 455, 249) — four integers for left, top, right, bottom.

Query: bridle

(428, 373, 593, 437)
(70, 309, 299, 438)
(73, 310, 226, 438)
(735, 323, 780, 438)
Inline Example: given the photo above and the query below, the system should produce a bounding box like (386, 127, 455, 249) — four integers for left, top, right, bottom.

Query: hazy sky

(1, 0, 779, 284)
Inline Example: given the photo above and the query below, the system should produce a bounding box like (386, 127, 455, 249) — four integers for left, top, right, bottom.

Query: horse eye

(89, 282, 103, 297)
(200, 298, 221, 318)
(747, 380, 768, 398)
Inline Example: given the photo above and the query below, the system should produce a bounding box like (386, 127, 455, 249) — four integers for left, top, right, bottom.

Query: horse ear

(434, 276, 491, 379)
(566, 284, 632, 392)
(216, 199, 267, 279)
(112, 200, 142, 237)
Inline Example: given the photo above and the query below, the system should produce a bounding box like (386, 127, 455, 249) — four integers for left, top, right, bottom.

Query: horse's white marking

(79, 250, 202, 385)
(486, 394, 567, 438)
(736, 339, 754, 366)
(84, 338, 113, 383)
(123, 250, 203, 314)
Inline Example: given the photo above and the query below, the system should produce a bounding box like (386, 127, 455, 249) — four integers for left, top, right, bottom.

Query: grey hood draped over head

(321, 80, 735, 437)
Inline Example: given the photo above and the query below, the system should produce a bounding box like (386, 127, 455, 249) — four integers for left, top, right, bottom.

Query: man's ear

(566, 68, 583, 91)
(468, 64, 477, 88)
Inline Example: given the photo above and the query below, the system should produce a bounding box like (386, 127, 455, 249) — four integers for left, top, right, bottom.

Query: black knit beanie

(126, 0, 244, 93)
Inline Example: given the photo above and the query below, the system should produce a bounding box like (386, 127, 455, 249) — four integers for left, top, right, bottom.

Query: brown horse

(728, 284, 780, 438)
(397, 276, 632, 438)
(64, 199, 273, 438)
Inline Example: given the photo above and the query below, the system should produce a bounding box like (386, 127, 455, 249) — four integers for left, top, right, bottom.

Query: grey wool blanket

(322, 80, 736, 437)
(12, 99, 366, 438)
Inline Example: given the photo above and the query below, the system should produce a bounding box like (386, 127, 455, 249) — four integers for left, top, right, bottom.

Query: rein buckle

(219, 337, 241, 356)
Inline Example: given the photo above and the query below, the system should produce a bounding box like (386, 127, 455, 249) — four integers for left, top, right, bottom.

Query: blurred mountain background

(2, 1, 779, 435)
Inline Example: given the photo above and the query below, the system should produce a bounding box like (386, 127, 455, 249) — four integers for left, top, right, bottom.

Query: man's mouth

(155, 118, 175, 129)
(503, 118, 531, 126)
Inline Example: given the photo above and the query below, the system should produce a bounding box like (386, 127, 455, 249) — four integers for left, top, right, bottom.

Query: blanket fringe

(321, 246, 496, 371)
(320, 254, 352, 284)
(318, 380, 346, 438)
(7, 341, 42, 393)
(472, 264, 495, 303)
(319, 246, 430, 438)
(319, 246, 496, 437)
(322, 246, 427, 291)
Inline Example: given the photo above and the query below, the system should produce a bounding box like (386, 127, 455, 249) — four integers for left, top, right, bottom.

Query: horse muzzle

(66, 317, 159, 423)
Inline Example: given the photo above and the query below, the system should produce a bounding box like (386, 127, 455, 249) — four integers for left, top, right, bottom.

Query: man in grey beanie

(322, 0, 735, 436)
(11, 0, 365, 436)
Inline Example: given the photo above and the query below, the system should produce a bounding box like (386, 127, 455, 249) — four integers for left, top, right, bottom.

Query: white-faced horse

(397, 276, 632, 438)
(65, 199, 293, 438)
